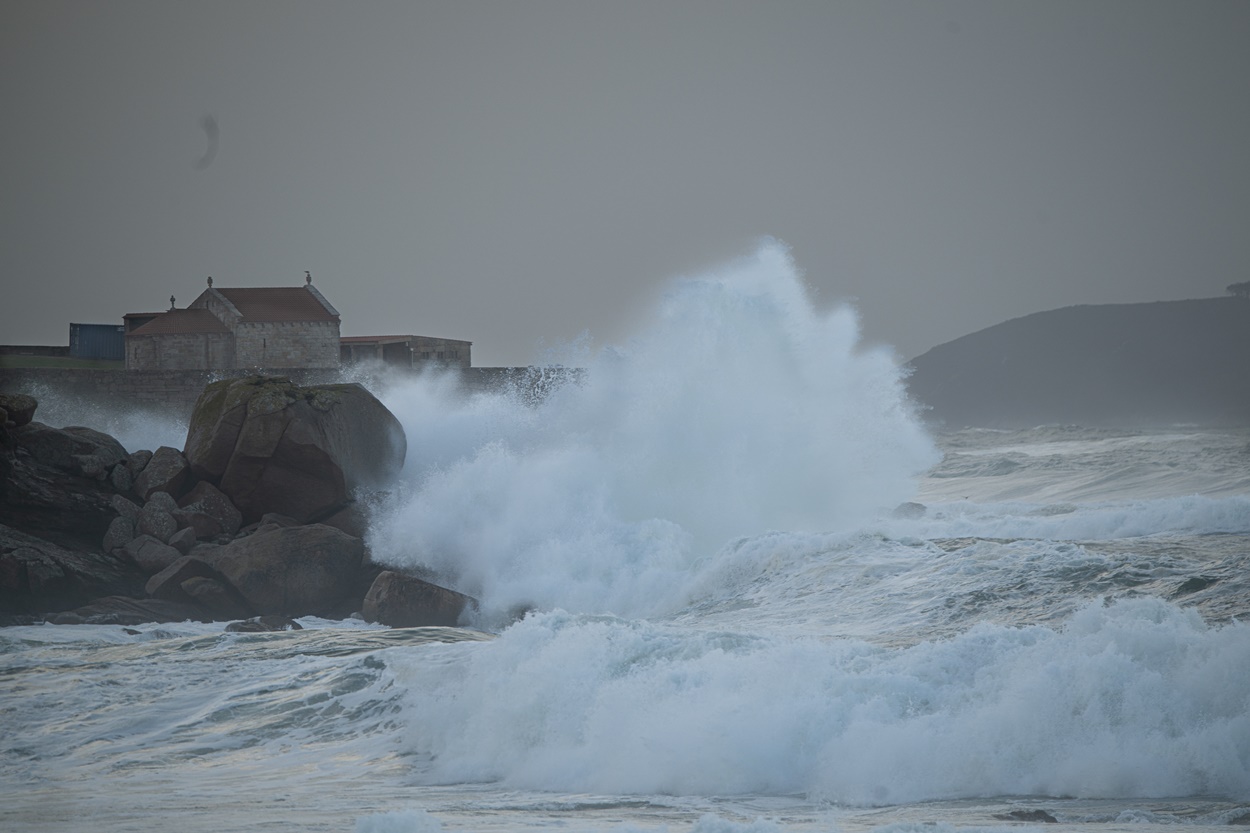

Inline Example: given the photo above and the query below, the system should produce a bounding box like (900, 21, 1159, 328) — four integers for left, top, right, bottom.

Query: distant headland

(905, 296, 1250, 428)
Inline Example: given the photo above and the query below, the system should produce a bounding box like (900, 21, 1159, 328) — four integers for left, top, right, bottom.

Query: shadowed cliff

(905, 297, 1250, 428)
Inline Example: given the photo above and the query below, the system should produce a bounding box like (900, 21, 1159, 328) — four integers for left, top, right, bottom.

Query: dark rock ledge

(0, 380, 476, 630)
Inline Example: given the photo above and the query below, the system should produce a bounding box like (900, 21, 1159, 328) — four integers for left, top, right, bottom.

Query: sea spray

(392, 598, 1250, 803)
(367, 241, 938, 619)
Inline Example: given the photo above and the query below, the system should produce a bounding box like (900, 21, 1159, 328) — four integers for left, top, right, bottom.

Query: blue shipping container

(69, 323, 126, 360)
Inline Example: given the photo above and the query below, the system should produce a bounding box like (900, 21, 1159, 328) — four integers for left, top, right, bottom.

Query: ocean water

(3, 243, 1248, 832)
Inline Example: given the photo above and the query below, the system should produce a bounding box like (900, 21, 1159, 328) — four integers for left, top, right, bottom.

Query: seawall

(0, 366, 579, 423)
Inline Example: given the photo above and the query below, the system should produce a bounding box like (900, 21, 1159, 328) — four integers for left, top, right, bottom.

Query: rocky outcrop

(132, 446, 190, 501)
(1, 387, 479, 630)
(362, 570, 478, 627)
(211, 524, 365, 618)
(0, 427, 129, 551)
(44, 596, 206, 626)
(183, 376, 406, 524)
(175, 481, 243, 538)
(907, 296, 1250, 427)
(0, 524, 146, 618)
(0, 394, 38, 428)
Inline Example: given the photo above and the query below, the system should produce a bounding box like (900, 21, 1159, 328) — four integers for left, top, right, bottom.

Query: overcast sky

(3, 1, 1247, 365)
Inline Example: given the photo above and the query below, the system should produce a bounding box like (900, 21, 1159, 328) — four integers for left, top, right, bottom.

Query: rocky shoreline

(0, 377, 476, 630)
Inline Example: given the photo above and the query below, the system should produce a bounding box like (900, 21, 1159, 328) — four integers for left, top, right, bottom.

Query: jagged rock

(225, 615, 304, 632)
(111, 494, 142, 520)
(0, 524, 145, 615)
(176, 481, 242, 538)
(146, 491, 178, 513)
(102, 515, 135, 552)
(11, 422, 128, 477)
(186, 541, 223, 560)
(132, 446, 189, 501)
(180, 576, 252, 620)
(362, 570, 478, 628)
(0, 448, 120, 550)
(317, 501, 371, 539)
(137, 503, 177, 543)
(994, 810, 1058, 824)
(145, 555, 222, 602)
(109, 462, 133, 492)
(211, 524, 364, 617)
(259, 512, 303, 528)
(124, 535, 183, 574)
(0, 393, 37, 427)
(45, 595, 207, 626)
(168, 526, 199, 555)
(183, 376, 406, 524)
(127, 449, 153, 476)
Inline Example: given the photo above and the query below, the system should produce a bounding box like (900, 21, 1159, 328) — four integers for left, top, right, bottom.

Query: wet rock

(45, 595, 207, 626)
(0, 524, 145, 615)
(133, 446, 189, 502)
(12, 422, 127, 477)
(146, 491, 178, 513)
(183, 376, 406, 524)
(259, 512, 304, 529)
(137, 503, 178, 543)
(225, 615, 304, 632)
(127, 449, 153, 477)
(180, 575, 251, 620)
(109, 462, 133, 492)
(0, 393, 37, 428)
(123, 535, 183, 574)
(0, 452, 119, 550)
(111, 494, 142, 520)
(211, 524, 364, 617)
(994, 810, 1058, 824)
(317, 500, 371, 539)
(102, 515, 136, 552)
(362, 570, 478, 628)
(168, 526, 199, 555)
(892, 501, 927, 519)
(145, 555, 223, 603)
(176, 481, 242, 538)
(1172, 576, 1219, 597)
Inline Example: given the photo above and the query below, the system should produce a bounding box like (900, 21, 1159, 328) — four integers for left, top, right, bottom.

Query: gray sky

(3, 1, 1247, 366)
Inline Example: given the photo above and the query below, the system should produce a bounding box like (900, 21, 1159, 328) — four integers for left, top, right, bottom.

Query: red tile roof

(215, 287, 339, 322)
(126, 309, 230, 336)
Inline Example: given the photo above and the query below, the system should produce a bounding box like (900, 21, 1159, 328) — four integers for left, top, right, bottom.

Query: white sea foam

(368, 241, 937, 620)
(394, 598, 1250, 805)
(895, 493, 1250, 540)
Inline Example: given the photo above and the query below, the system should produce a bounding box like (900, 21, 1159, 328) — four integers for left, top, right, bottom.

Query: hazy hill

(905, 297, 1250, 428)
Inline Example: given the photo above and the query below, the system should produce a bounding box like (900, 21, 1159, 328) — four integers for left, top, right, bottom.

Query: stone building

(125, 276, 341, 370)
(340, 334, 472, 369)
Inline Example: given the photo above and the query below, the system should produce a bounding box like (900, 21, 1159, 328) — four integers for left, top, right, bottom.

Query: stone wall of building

(190, 291, 242, 328)
(0, 367, 353, 421)
(127, 333, 235, 371)
(234, 321, 340, 368)
(411, 337, 471, 369)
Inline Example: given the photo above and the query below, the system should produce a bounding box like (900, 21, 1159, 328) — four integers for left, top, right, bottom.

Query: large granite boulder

(11, 422, 128, 480)
(209, 524, 365, 617)
(175, 481, 243, 539)
(362, 570, 478, 627)
(183, 376, 406, 524)
(132, 446, 190, 501)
